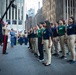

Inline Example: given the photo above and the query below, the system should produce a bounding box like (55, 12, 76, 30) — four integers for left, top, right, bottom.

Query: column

(63, 0, 66, 20)
(17, 2, 18, 33)
(66, 0, 69, 24)
(20, 3, 22, 20)
(50, 0, 56, 22)
(3, 0, 6, 22)
(14, 1, 15, 20)
(75, 0, 76, 20)
(10, 7, 12, 28)
(7, 0, 9, 20)
(69, 0, 71, 16)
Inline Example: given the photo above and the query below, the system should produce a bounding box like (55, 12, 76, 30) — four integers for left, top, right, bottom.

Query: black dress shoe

(59, 56, 67, 59)
(3, 53, 8, 54)
(52, 53, 57, 56)
(70, 60, 76, 64)
(52, 53, 59, 56)
(42, 62, 51, 66)
(42, 62, 45, 65)
(44, 64, 51, 66)
(67, 60, 72, 62)
(59, 51, 62, 53)
(28, 47, 30, 48)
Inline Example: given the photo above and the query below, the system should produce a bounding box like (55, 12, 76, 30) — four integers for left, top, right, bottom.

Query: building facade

(62, 0, 76, 20)
(0, 0, 26, 32)
(25, 8, 35, 30)
(0, 0, 6, 21)
(32, 8, 44, 25)
(42, 0, 76, 22)
(27, 8, 35, 18)
(42, 0, 56, 22)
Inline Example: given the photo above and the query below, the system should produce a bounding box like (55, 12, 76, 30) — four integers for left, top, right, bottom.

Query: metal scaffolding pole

(63, 0, 66, 20)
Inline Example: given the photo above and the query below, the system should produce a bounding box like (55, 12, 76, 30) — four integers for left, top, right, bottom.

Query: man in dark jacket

(0, 20, 4, 45)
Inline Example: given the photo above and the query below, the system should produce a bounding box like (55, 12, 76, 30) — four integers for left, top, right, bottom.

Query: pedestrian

(51, 22, 59, 56)
(38, 22, 44, 62)
(29, 28, 33, 51)
(24, 32, 28, 45)
(57, 19, 66, 59)
(31, 27, 36, 53)
(14, 34, 17, 45)
(0, 20, 3, 45)
(27, 30, 32, 49)
(67, 17, 76, 64)
(50, 23, 54, 54)
(42, 20, 52, 66)
(33, 25, 39, 57)
(10, 28, 15, 47)
(2, 23, 8, 54)
(18, 33, 23, 45)
(7, 30, 10, 49)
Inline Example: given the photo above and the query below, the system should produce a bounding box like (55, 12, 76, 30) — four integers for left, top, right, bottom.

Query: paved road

(0, 44, 76, 75)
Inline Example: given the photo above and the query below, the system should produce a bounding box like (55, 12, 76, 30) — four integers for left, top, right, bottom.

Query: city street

(0, 44, 76, 75)
(0, 0, 76, 75)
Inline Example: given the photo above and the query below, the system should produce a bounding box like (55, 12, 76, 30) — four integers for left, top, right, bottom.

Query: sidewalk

(0, 44, 76, 75)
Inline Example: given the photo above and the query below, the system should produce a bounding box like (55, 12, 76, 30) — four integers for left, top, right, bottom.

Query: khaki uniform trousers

(59, 35, 66, 56)
(67, 35, 76, 61)
(44, 40, 52, 64)
(31, 38, 35, 52)
(34, 38, 39, 54)
(53, 37, 59, 54)
(30, 38, 34, 52)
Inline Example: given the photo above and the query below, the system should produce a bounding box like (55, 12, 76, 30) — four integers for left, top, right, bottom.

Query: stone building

(26, 0, 76, 30)
(42, 0, 76, 22)
(32, 8, 44, 25)
(42, 0, 56, 22)
(25, 8, 35, 30)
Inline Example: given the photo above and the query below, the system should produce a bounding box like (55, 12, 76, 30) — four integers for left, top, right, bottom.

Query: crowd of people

(0, 16, 76, 66)
(1, 24, 28, 54)
(27, 17, 76, 66)
(10, 29, 28, 47)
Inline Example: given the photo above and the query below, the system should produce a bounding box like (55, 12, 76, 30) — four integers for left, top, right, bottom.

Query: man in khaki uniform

(2, 23, 8, 54)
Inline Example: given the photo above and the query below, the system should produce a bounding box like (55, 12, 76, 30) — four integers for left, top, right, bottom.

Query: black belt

(59, 34, 64, 36)
(43, 38, 49, 40)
